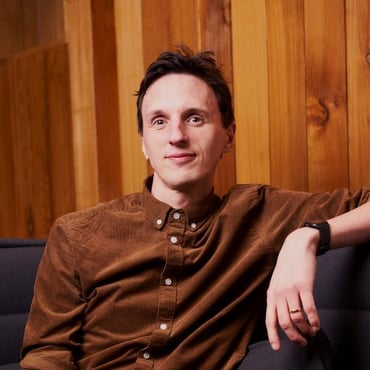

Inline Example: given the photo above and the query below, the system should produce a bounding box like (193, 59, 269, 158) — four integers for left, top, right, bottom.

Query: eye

(186, 115, 203, 126)
(151, 118, 166, 129)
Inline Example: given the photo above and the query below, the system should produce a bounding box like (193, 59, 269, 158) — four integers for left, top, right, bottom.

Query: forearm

(328, 201, 370, 249)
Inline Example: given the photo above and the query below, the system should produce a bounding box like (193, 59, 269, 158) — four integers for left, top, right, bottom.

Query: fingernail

(271, 343, 279, 351)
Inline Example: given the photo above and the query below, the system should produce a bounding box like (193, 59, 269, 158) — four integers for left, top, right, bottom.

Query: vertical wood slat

(231, 0, 270, 185)
(8, 44, 75, 238)
(305, 0, 349, 192)
(141, 0, 199, 68)
(63, 0, 99, 209)
(199, 0, 236, 196)
(346, 0, 370, 190)
(266, 0, 308, 191)
(114, 0, 147, 195)
(37, 0, 65, 44)
(0, 0, 24, 58)
(91, 0, 122, 201)
(0, 60, 16, 236)
(46, 44, 76, 221)
(11, 49, 52, 237)
(20, 0, 39, 50)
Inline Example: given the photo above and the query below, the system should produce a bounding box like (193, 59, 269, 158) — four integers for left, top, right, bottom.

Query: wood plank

(144, 0, 199, 55)
(91, 0, 122, 201)
(266, 0, 307, 191)
(11, 50, 52, 237)
(63, 0, 99, 209)
(46, 44, 76, 220)
(305, 0, 348, 192)
(346, 0, 370, 190)
(0, 0, 23, 58)
(0, 60, 16, 236)
(199, 0, 236, 196)
(21, 0, 39, 50)
(38, 0, 65, 44)
(114, 0, 148, 194)
(141, 0, 199, 73)
(231, 0, 270, 185)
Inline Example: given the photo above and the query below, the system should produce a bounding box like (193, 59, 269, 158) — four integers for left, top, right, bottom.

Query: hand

(265, 227, 321, 350)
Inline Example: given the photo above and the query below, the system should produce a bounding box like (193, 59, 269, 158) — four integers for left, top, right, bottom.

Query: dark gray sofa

(0, 239, 368, 369)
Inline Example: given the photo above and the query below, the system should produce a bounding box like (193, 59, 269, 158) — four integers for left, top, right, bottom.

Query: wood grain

(0, 60, 16, 236)
(91, 0, 123, 201)
(266, 0, 308, 191)
(305, 0, 349, 192)
(63, 0, 99, 209)
(114, 0, 148, 195)
(232, 0, 270, 185)
(346, 0, 370, 190)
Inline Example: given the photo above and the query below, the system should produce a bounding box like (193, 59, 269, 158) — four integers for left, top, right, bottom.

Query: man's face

(141, 73, 235, 197)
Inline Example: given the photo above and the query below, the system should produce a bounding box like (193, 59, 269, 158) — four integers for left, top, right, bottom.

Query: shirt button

(173, 212, 181, 220)
(143, 352, 151, 359)
(156, 218, 163, 226)
(159, 323, 168, 330)
(190, 222, 197, 229)
(164, 278, 173, 286)
(170, 236, 178, 244)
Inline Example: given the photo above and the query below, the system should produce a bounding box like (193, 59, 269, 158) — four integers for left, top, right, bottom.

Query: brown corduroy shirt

(21, 178, 370, 370)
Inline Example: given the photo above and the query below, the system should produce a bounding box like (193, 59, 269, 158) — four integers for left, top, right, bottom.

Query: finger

(300, 290, 320, 334)
(278, 299, 308, 347)
(265, 299, 281, 350)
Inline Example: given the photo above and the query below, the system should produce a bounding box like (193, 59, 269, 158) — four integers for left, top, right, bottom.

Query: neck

(151, 176, 213, 209)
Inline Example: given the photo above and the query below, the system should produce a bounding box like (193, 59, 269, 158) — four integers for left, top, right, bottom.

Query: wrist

(304, 221, 331, 255)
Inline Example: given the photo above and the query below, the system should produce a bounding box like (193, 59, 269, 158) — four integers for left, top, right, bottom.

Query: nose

(169, 120, 188, 145)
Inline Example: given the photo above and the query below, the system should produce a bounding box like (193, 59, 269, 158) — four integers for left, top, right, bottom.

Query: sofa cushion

(0, 239, 45, 366)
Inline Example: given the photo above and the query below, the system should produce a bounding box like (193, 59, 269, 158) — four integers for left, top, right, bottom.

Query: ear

(223, 123, 236, 153)
(141, 139, 149, 160)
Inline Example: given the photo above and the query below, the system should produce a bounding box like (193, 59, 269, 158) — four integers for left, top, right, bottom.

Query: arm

(265, 201, 370, 350)
(20, 219, 85, 369)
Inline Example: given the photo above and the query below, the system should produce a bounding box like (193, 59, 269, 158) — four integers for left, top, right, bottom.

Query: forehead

(141, 73, 218, 112)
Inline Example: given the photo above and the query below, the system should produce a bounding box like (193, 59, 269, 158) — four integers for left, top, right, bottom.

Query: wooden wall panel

(91, 0, 122, 201)
(266, 0, 308, 191)
(141, 0, 199, 67)
(114, 0, 147, 195)
(11, 49, 52, 236)
(7, 44, 75, 238)
(346, 0, 370, 190)
(45, 44, 76, 222)
(305, 0, 349, 192)
(0, 60, 16, 235)
(232, 0, 270, 184)
(63, 0, 99, 209)
(1, 0, 369, 237)
(0, 0, 23, 58)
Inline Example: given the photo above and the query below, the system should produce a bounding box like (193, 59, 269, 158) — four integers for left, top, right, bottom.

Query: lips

(166, 152, 196, 163)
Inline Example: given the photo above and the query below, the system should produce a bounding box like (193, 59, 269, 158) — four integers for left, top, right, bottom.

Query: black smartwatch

(304, 221, 331, 255)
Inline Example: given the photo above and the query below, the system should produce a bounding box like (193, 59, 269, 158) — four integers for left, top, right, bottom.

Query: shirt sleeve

(258, 186, 370, 253)
(20, 217, 85, 369)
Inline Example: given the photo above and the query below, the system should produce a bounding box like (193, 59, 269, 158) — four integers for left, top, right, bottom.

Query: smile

(166, 153, 196, 163)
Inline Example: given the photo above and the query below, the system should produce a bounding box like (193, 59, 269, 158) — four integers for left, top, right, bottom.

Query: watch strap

(304, 221, 331, 255)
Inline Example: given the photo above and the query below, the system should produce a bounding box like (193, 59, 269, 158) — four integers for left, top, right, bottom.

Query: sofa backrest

(0, 239, 46, 366)
(314, 244, 369, 369)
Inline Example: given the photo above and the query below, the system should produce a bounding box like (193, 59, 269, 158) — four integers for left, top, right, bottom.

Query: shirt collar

(142, 176, 221, 230)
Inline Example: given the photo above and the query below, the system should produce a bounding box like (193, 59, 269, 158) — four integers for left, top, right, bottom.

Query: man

(21, 46, 370, 369)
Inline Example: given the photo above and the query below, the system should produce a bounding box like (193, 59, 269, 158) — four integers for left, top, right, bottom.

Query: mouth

(166, 152, 196, 163)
